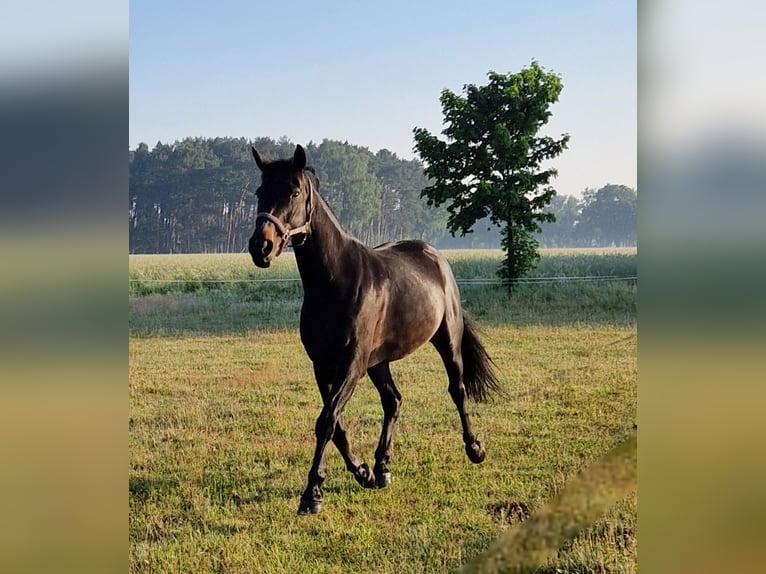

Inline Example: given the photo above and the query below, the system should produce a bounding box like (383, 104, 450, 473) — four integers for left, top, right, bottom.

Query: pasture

(129, 249, 637, 573)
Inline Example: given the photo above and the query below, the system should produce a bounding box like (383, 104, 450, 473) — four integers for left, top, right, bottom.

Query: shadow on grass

(129, 475, 180, 502)
(129, 469, 300, 510)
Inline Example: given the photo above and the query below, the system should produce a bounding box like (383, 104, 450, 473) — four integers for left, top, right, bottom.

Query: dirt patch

(487, 500, 534, 524)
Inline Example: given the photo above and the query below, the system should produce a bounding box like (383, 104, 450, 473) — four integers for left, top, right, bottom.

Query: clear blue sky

(129, 0, 636, 197)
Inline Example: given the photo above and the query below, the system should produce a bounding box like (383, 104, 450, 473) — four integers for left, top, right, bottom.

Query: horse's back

(373, 240, 449, 284)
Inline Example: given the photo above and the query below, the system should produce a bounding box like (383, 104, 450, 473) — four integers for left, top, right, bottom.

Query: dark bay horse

(248, 145, 501, 514)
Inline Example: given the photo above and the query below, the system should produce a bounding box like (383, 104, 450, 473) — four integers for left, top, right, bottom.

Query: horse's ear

(252, 147, 267, 170)
(293, 145, 307, 171)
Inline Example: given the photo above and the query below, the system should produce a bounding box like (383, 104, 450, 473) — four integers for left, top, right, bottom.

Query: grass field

(129, 249, 637, 334)
(129, 249, 637, 573)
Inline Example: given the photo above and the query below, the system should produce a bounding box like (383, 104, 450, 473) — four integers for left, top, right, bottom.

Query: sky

(129, 1, 636, 197)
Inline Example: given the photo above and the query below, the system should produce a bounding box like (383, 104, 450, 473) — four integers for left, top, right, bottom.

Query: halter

(255, 172, 314, 253)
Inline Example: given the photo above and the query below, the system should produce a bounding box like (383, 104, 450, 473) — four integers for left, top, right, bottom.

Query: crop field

(129, 248, 637, 573)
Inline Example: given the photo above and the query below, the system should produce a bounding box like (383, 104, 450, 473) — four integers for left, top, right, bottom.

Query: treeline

(129, 136, 636, 253)
(448, 184, 638, 249)
(540, 185, 637, 248)
(129, 136, 444, 254)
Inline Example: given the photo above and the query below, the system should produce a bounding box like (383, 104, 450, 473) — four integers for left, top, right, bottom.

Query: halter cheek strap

(255, 177, 313, 252)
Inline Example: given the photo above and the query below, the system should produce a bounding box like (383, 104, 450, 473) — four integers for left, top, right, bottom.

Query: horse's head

(248, 144, 314, 268)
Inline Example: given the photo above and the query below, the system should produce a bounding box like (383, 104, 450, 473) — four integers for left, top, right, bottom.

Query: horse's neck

(294, 194, 358, 292)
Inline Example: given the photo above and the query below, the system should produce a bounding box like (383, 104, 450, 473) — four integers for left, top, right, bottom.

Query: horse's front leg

(313, 363, 376, 490)
(298, 350, 368, 515)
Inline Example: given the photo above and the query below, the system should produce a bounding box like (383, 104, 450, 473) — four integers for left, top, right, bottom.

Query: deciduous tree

(413, 61, 569, 293)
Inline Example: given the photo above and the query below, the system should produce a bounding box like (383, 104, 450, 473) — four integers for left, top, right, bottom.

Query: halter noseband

(255, 173, 313, 253)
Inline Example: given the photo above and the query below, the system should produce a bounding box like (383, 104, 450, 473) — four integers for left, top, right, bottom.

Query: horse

(248, 144, 501, 515)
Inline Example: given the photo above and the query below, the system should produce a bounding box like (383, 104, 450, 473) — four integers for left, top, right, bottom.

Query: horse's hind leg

(367, 362, 402, 489)
(431, 321, 486, 464)
(313, 363, 376, 490)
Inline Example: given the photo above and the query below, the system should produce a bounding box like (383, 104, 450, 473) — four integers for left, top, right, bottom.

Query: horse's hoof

(298, 499, 322, 515)
(298, 484, 323, 515)
(354, 463, 377, 489)
(375, 471, 392, 489)
(466, 440, 486, 464)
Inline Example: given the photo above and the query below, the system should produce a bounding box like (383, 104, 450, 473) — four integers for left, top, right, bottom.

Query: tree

(309, 140, 381, 241)
(578, 184, 637, 247)
(129, 136, 447, 253)
(371, 149, 447, 244)
(413, 60, 570, 294)
(539, 194, 580, 247)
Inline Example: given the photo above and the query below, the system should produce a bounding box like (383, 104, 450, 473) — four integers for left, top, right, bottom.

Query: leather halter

(255, 174, 313, 253)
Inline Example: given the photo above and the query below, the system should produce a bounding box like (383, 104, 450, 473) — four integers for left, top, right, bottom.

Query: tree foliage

(307, 140, 381, 241)
(129, 137, 440, 253)
(539, 194, 581, 248)
(544, 186, 637, 247)
(413, 61, 570, 291)
(461, 186, 638, 249)
(129, 136, 634, 254)
(578, 184, 637, 247)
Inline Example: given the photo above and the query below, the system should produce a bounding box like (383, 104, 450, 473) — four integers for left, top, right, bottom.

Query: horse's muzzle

(248, 235, 274, 268)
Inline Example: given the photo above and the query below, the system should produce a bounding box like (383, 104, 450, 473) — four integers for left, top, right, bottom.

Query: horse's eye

(291, 190, 301, 199)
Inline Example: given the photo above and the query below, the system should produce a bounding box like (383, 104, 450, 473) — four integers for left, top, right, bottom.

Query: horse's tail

(461, 314, 503, 402)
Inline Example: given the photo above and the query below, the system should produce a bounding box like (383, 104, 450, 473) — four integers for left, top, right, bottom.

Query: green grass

(129, 249, 637, 572)
(129, 253, 299, 296)
(129, 249, 636, 296)
(129, 249, 636, 335)
(130, 328, 636, 573)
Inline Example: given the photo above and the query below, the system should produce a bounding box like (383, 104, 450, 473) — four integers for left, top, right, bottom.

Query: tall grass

(129, 249, 636, 295)
(129, 253, 298, 296)
(129, 249, 636, 335)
